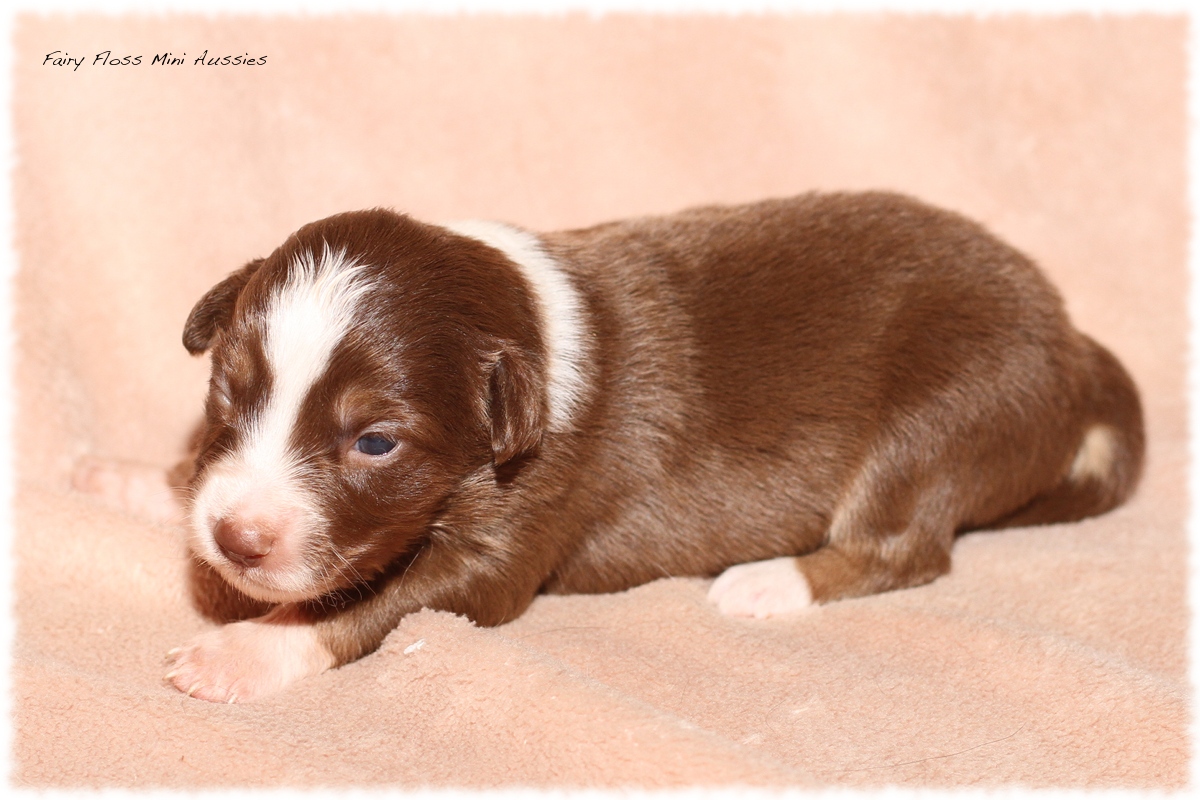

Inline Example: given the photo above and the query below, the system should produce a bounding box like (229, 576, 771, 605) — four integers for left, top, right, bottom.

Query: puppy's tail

(995, 335, 1145, 528)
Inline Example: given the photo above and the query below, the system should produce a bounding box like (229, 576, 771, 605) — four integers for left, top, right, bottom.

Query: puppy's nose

(213, 516, 274, 568)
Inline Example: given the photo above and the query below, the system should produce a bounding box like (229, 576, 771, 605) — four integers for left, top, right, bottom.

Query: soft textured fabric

(11, 13, 1188, 787)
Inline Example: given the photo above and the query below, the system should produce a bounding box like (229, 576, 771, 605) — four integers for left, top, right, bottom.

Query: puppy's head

(183, 209, 547, 604)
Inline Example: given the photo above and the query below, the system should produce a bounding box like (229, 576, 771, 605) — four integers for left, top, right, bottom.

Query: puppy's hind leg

(709, 458, 957, 617)
(708, 555, 815, 618)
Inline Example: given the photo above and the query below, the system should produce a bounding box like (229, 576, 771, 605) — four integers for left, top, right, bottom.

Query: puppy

(165, 192, 1143, 702)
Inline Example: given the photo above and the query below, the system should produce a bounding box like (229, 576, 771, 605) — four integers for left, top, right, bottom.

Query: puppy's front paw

(708, 557, 813, 619)
(165, 609, 334, 703)
(72, 455, 184, 524)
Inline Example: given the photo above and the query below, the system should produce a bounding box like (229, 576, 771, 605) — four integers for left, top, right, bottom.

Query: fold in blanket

(11, 13, 1188, 787)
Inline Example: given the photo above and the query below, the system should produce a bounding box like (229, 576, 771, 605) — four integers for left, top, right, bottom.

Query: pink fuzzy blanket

(10, 13, 1188, 788)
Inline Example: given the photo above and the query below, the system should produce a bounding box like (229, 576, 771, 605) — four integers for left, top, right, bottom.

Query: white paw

(72, 456, 184, 524)
(707, 557, 813, 619)
(164, 608, 334, 703)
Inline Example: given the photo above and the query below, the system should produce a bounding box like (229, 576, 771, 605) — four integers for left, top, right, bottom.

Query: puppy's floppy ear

(487, 343, 546, 467)
(182, 259, 263, 355)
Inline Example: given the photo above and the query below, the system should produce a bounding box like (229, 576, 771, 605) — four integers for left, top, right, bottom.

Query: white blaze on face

(190, 243, 373, 602)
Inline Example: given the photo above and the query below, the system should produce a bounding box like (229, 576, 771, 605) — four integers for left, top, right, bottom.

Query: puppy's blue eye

(354, 434, 396, 456)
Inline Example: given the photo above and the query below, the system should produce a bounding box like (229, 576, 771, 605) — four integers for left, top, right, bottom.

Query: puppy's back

(539, 192, 1143, 592)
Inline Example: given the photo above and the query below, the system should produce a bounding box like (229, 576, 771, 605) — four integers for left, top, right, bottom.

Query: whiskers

(327, 543, 375, 602)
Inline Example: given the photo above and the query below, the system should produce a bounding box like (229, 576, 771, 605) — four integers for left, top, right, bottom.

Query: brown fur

(183, 191, 1144, 670)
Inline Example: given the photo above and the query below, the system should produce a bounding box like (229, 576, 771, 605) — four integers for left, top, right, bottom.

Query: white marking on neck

(445, 220, 588, 431)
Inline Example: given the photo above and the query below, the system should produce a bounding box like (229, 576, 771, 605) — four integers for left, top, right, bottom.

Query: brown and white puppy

(165, 192, 1143, 702)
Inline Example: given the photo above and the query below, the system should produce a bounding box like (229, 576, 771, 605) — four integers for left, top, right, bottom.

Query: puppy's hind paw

(708, 557, 813, 619)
